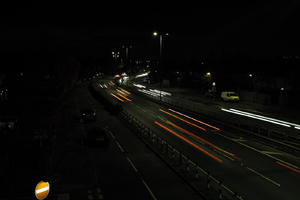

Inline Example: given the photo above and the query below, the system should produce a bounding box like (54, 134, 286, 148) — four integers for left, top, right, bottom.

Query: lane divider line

(116, 141, 125, 153)
(127, 157, 138, 173)
(142, 180, 158, 200)
(246, 167, 281, 187)
(107, 127, 158, 200)
(219, 133, 300, 171)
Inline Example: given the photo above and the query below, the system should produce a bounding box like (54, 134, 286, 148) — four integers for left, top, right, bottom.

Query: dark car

(85, 127, 109, 148)
(79, 109, 96, 123)
(0, 117, 18, 134)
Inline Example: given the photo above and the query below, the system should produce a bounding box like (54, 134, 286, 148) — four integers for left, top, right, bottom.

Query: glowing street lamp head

(206, 72, 211, 76)
(153, 32, 158, 36)
(249, 73, 253, 77)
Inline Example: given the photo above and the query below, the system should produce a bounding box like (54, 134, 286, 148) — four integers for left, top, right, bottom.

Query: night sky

(1, 1, 300, 71)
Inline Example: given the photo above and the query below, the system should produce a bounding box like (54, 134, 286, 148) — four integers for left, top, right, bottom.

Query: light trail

(111, 93, 125, 102)
(116, 89, 127, 95)
(154, 121, 223, 163)
(276, 161, 300, 174)
(166, 121, 239, 160)
(117, 93, 132, 102)
(168, 109, 220, 131)
(159, 109, 206, 131)
(119, 88, 131, 95)
(230, 108, 299, 127)
(221, 108, 291, 127)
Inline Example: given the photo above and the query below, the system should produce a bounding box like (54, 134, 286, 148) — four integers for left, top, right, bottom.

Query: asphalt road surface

(97, 80, 300, 200)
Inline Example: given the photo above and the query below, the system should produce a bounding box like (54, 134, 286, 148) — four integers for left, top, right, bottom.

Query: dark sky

(1, 1, 299, 56)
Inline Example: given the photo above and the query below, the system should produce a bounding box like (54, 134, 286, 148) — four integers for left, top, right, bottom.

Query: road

(97, 80, 300, 200)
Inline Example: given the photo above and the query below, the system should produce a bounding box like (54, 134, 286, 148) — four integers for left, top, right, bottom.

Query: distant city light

(281, 87, 284, 91)
(112, 51, 115, 54)
(212, 82, 216, 86)
(249, 74, 253, 77)
(153, 32, 158, 36)
(206, 72, 211, 76)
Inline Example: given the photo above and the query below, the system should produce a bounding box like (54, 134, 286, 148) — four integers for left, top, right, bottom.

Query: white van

(221, 91, 240, 102)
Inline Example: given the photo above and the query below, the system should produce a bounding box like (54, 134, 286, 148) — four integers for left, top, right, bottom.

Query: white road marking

(127, 157, 138, 173)
(142, 180, 158, 200)
(116, 141, 125, 152)
(218, 133, 300, 170)
(107, 130, 116, 140)
(246, 167, 281, 187)
(35, 186, 49, 194)
(261, 151, 283, 155)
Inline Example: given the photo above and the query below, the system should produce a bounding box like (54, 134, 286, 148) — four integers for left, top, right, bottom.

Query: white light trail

(135, 72, 150, 78)
(221, 108, 291, 127)
(133, 83, 146, 88)
(229, 109, 300, 127)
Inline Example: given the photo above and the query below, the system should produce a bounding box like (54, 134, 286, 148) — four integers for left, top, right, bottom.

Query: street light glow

(153, 32, 158, 36)
(206, 72, 211, 76)
(249, 73, 253, 77)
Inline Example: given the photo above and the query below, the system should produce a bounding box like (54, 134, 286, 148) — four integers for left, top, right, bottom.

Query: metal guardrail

(125, 85, 300, 155)
(120, 109, 245, 200)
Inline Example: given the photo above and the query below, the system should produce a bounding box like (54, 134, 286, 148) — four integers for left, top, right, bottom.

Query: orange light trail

(119, 88, 131, 95)
(116, 89, 127, 95)
(117, 93, 132, 102)
(166, 121, 239, 160)
(111, 93, 125, 102)
(154, 121, 223, 163)
(276, 161, 300, 174)
(159, 109, 206, 131)
(168, 109, 220, 131)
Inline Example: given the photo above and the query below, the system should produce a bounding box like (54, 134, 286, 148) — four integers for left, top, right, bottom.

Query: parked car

(85, 127, 109, 148)
(220, 91, 240, 102)
(79, 109, 96, 123)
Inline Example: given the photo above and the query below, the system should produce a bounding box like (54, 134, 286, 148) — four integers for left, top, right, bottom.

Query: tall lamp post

(153, 31, 169, 101)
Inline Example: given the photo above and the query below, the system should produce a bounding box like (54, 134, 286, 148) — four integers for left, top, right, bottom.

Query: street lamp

(206, 72, 211, 77)
(153, 31, 169, 101)
(249, 73, 253, 77)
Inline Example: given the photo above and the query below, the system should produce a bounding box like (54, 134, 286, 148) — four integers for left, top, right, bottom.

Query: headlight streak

(118, 88, 131, 95)
(133, 83, 146, 88)
(136, 72, 150, 78)
(168, 109, 220, 131)
(221, 108, 291, 127)
(149, 89, 172, 96)
(230, 109, 299, 128)
(116, 89, 127, 95)
(159, 109, 206, 131)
